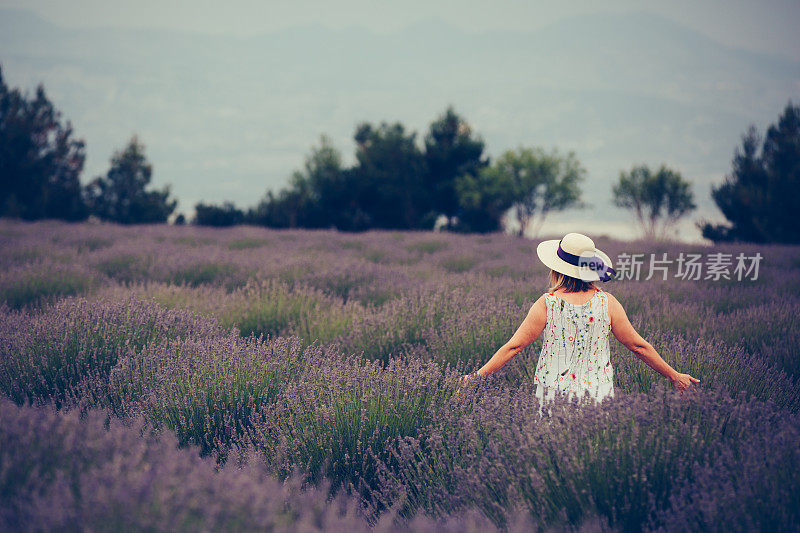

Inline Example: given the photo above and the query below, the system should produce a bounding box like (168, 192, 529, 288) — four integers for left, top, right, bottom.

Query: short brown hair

(547, 269, 597, 293)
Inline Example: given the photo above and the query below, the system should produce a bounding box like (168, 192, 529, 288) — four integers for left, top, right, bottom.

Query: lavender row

(2, 221, 796, 369)
(368, 381, 800, 531)
(1, 399, 526, 532)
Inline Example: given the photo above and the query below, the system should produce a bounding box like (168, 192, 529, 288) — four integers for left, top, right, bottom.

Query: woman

(461, 232, 699, 404)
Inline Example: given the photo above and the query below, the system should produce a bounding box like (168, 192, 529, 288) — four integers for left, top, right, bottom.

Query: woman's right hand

(455, 374, 473, 399)
(670, 372, 700, 395)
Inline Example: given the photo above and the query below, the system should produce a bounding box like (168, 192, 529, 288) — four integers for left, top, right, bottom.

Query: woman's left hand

(670, 372, 700, 396)
(462, 371, 483, 384)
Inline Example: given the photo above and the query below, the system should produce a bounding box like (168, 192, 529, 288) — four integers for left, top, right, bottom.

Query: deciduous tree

(489, 147, 585, 237)
(613, 164, 695, 241)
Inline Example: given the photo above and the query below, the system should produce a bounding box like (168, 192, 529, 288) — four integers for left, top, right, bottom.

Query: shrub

(0, 263, 95, 310)
(0, 297, 221, 409)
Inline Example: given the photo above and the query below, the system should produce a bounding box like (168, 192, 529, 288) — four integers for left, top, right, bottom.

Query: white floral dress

(533, 288, 615, 404)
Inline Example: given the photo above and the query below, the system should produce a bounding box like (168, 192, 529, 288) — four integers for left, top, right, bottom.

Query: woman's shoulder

(598, 290, 623, 319)
(599, 289, 617, 302)
(538, 291, 557, 309)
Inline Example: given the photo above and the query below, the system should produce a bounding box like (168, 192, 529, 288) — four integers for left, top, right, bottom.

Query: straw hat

(536, 232, 616, 282)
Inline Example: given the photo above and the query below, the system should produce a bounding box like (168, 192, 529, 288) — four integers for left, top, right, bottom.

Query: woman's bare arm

(469, 294, 548, 379)
(607, 293, 699, 392)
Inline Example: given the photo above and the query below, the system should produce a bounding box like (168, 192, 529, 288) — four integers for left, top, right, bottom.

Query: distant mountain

(1, 8, 798, 239)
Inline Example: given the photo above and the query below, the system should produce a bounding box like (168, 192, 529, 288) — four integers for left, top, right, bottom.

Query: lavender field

(1, 219, 799, 532)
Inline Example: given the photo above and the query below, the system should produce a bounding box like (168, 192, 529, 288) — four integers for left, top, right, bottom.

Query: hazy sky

(2, 0, 799, 58)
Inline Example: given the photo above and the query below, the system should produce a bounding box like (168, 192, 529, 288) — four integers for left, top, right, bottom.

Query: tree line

(1, 65, 799, 243)
(203, 114, 586, 235)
